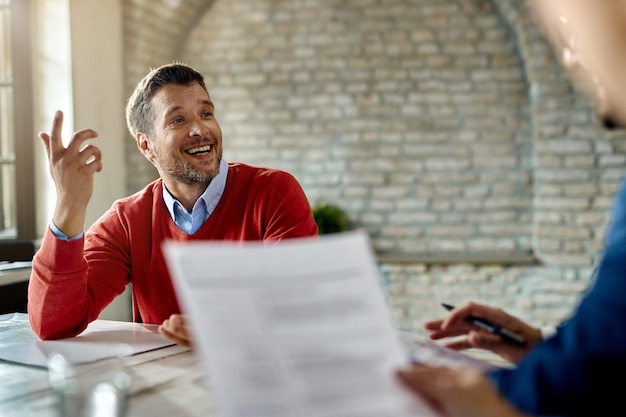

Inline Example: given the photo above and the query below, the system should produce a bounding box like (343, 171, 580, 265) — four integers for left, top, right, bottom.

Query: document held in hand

(163, 230, 439, 417)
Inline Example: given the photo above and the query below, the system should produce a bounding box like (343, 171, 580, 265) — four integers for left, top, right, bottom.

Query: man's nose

(188, 118, 206, 136)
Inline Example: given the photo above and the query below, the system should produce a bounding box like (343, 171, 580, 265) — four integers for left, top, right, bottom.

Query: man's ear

(136, 132, 155, 162)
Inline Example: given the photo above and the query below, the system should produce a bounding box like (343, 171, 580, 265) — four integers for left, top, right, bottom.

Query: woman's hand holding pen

(424, 302, 543, 364)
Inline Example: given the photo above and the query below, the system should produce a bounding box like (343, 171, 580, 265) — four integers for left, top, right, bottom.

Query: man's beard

(156, 148, 222, 185)
(173, 155, 221, 184)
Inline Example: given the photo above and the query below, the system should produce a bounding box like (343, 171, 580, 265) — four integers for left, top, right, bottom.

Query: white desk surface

(0, 327, 217, 417)
(0, 318, 510, 417)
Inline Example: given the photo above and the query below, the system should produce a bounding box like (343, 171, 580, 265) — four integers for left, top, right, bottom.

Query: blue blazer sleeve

(489, 179, 626, 417)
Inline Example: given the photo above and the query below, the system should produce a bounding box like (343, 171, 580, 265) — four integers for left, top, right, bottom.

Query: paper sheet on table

(163, 229, 440, 417)
(0, 313, 174, 368)
(397, 330, 499, 371)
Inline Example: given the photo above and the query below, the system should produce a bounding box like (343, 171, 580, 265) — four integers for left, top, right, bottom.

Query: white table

(0, 316, 510, 417)
(0, 335, 218, 417)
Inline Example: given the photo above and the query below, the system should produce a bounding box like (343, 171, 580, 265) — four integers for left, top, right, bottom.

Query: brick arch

(122, 0, 216, 87)
(485, 0, 563, 159)
(488, 0, 552, 260)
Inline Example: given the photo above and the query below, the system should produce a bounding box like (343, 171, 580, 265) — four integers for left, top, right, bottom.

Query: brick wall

(121, 0, 626, 334)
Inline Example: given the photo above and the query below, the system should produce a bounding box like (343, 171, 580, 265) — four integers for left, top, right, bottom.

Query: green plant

(311, 202, 351, 235)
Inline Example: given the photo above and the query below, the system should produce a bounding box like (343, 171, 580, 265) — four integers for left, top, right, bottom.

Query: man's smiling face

(141, 82, 223, 186)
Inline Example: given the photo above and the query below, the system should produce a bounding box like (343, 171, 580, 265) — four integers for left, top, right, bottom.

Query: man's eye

(173, 117, 184, 124)
(202, 111, 213, 117)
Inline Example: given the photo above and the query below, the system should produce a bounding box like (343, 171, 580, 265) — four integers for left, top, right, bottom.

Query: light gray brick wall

(182, 0, 535, 258)
(121, 0, 626, 333)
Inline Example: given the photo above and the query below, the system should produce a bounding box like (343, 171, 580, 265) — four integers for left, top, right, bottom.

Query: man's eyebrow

(163, 105, 182, 119)
(163, 100, 214, 119)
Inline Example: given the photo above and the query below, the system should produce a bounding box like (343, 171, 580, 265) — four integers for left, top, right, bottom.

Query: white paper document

(163, 230, 439, 417)
(398, 330, 498, 372)
(0, 313, 174, 367)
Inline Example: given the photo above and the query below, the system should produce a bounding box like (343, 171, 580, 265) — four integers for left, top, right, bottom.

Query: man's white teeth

(187, 145, 212, 155)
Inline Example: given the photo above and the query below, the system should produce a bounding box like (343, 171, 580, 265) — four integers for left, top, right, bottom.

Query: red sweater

(28, 163, 318, 339)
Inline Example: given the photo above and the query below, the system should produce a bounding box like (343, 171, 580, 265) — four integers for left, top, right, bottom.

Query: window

(0, 0, 35, 242)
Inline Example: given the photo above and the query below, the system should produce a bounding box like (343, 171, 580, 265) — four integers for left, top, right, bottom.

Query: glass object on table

(47, 344, 132, 417)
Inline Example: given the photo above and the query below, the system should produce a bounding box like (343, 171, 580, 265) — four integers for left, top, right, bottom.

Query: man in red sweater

(28, 63, 318, 346)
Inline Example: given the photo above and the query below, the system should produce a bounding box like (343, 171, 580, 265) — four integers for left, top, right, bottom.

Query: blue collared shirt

(162, 159, 228, 234)
(51, 159, 229, 239)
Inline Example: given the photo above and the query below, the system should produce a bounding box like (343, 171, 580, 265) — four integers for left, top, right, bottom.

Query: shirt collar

(162, 159, 229, 221)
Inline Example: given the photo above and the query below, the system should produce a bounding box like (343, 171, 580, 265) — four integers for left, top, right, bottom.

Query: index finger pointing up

(47, 110, 65, 155)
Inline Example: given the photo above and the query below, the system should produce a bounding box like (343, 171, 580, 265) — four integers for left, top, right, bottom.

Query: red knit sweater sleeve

(28, 206, 135, 340)
(28, 228, 91, 339)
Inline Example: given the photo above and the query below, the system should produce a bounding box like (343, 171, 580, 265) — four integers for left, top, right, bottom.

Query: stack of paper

(0, 313, 174, 368)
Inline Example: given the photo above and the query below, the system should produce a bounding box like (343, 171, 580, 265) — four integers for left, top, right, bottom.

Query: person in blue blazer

(397, 1, 626, 416)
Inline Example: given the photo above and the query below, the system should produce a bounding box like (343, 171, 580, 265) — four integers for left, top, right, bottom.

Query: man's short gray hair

(125, 62, 208, 138)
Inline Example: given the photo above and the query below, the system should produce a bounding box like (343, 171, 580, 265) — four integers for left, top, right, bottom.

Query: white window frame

(0, 0, 35, 244)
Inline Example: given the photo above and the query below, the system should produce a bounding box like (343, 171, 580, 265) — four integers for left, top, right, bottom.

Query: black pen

(441, 302, 526, 346)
